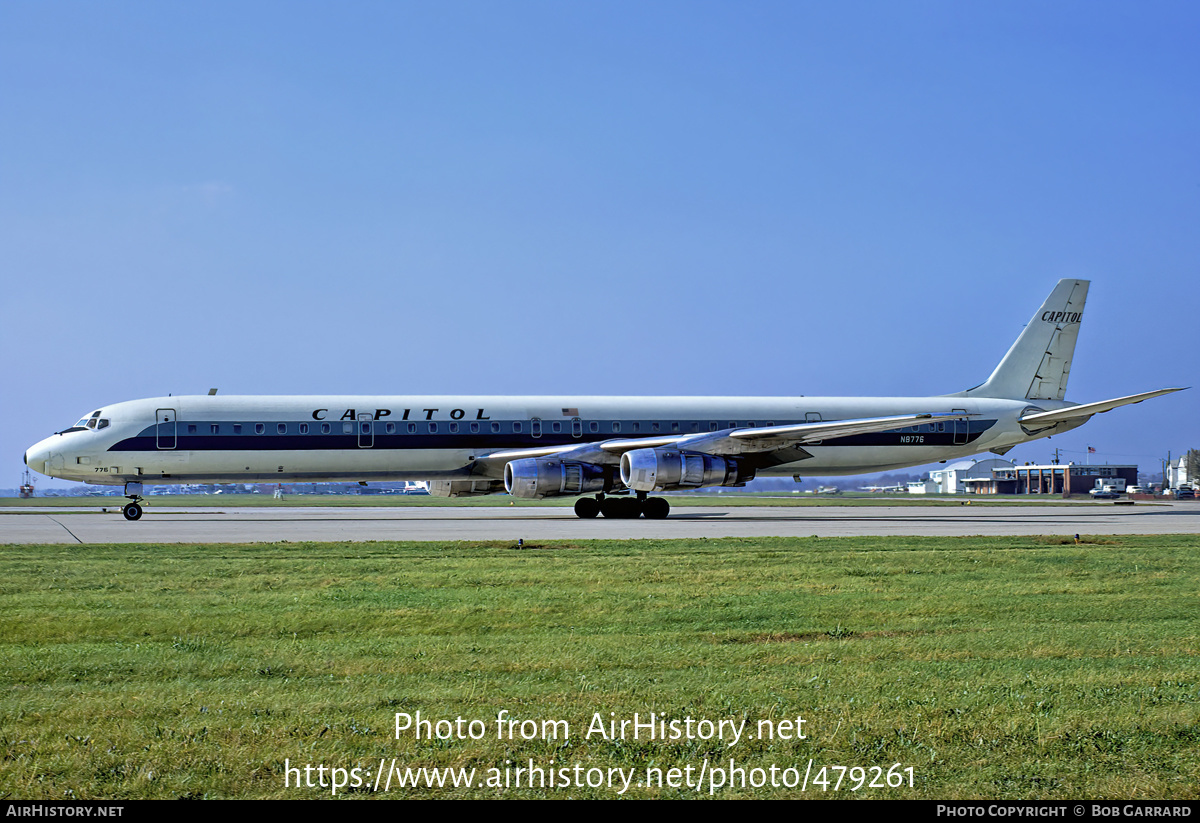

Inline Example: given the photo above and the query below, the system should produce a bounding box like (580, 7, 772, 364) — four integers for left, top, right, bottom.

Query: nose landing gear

(122, 482, 144, 521)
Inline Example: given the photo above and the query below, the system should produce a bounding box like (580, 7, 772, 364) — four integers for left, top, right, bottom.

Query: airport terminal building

(989, 463, 1138, 496)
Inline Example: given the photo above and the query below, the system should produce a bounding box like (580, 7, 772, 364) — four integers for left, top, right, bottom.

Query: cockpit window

(66, 410, 106, 433)
(97, 419, 110, 430)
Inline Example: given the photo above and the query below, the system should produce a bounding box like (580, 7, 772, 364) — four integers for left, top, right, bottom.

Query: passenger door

(156, 409, 177, 450)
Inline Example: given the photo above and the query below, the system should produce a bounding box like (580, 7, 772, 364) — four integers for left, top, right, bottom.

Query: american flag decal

(562, 408, 579, 416)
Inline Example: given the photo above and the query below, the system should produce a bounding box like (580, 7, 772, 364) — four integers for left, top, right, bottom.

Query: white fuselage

(24, 393, 1072, 487)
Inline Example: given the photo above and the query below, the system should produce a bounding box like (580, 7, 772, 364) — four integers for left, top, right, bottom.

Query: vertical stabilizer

(962, 279, 1089, 400)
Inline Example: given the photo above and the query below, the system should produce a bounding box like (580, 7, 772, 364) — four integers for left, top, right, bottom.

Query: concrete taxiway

(1, 502, 1197, 544)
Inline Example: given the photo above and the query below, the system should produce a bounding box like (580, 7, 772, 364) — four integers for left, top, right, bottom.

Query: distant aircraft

(23, 280, 1183, 521)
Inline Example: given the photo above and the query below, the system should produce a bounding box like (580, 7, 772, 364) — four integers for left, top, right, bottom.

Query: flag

(1088, 446, 1096, 454)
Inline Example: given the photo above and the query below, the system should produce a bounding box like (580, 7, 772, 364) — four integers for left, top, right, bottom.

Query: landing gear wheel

(620, 498, 643, 518)
(123, 502, 143, 521)
(643, 497, 670, 519)
(601, 497, 645, 518)
(574, 497, 600, 518)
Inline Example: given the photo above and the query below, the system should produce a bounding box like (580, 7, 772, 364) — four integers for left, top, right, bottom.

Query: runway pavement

(2, 501, 1197, 543)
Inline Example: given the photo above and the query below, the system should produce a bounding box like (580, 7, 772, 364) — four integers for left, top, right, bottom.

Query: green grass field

(2, 535, 1197, 799)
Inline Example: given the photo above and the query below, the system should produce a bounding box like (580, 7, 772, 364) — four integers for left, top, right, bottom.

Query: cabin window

(470, 422, 479, 433)
(490, 422, 500, 433)
(300, 423, 310, 434)
(513, 422, 522, 433)
(188, 424, 197, 434)
(428, 422, 438, 433)
(408, 423, 417, 434)
(449, 422, 459, 433)
(321, 423, 331, 434)
(937, 422, 945, 432)
(277, 423, 287, 434)
(233, 424, 243, 434)
(210, 424, 219, 434)
(385, 422, 395, 434)
(551, 421, 561, 433)
(612, 422, 621, 433)
(255, 423, 265, 435)
(710, 422, 719, 431)
(590, 421, 599, 433)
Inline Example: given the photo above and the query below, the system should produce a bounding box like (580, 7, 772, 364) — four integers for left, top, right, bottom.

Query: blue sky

(3, 1, 1196, 487)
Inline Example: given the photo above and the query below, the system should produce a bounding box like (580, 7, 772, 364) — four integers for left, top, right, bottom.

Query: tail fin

(960, 279, 1089, 401)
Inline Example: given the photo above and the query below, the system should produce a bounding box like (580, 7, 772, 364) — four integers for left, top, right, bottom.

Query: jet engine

(620, 448, 755, 493)
(504, 458, 608, 499)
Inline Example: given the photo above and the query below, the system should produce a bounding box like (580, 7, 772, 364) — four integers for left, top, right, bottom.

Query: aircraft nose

(23, 439, 56, 477)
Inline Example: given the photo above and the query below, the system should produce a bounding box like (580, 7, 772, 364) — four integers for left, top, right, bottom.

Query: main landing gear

(122, 482, 144, 521)
(573, 492, 670, 520)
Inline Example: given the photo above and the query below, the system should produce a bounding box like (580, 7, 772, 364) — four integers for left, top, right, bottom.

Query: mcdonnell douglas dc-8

(23, 280, 1183, 521)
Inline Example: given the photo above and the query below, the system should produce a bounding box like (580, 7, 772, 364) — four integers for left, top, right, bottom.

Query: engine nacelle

(620, 449, 755, 492)
(429, 479, 505, 498)
(504, 458, 608, 499)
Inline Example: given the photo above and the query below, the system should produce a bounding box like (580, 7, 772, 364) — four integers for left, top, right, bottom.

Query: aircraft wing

(592, 412, 975, 458)
(478, 412, 974, 469)
(479, 444, 587, 462)
(1018, 388, 1186, 427)
(723, 412, 972, 451)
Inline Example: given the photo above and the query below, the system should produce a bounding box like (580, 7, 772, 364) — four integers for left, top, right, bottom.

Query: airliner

(23, 280, 1183, 521)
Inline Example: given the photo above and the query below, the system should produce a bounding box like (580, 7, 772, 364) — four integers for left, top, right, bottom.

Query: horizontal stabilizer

(1018, 388, 1186, 427)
